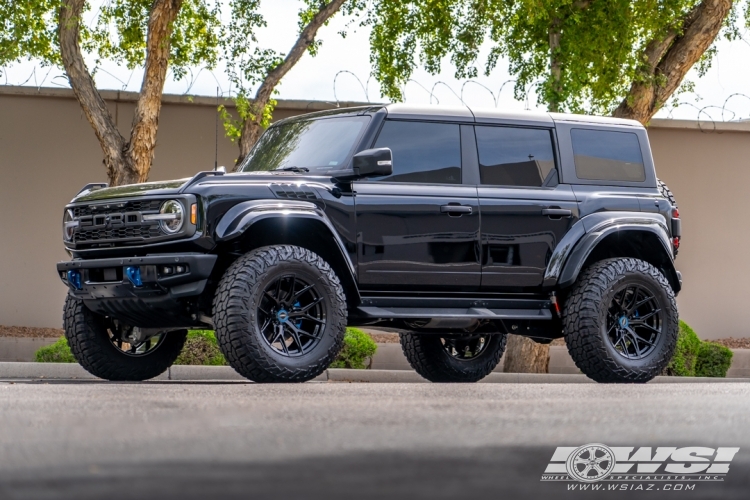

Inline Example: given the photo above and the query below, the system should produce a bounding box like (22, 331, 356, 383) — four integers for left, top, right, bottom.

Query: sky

(4, 0, 750, 121)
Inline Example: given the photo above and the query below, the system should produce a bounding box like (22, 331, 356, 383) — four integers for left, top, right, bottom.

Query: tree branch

(236, 0, 348, 165)
(126, 0, 183, 185)
(59, 0, 126, 184)
(613, 0, 732, 124)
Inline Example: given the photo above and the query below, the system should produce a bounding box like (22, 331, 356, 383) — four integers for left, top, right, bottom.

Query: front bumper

(57, 254, 217, 327)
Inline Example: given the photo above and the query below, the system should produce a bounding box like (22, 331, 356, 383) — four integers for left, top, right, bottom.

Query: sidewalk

(0, 363, 748, 384)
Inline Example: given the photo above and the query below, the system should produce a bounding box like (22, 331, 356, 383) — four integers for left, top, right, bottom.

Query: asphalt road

(0, 380, 749, 500)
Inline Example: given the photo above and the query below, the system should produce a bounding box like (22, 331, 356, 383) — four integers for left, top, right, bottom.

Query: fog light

(125, 266, 143, 287)
(175, 265, 186, 274)
(161, 266, 174, 275)
(66, 270, 82, 290)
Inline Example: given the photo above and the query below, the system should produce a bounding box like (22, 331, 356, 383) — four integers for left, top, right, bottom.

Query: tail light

(670, 207, 681, 255)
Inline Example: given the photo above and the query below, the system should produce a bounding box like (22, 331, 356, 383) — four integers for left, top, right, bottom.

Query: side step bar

(356, 306, 552, 320)
(356, 296, 553, 320)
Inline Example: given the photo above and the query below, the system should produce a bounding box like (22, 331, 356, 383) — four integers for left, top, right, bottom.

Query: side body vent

(270, 183, 318, 200)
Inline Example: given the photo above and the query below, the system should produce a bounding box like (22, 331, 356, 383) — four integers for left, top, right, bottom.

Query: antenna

(214, 86, 219, 171)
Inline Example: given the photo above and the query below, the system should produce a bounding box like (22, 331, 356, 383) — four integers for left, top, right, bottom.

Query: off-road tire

(213, 245, 347, 383)
(563, 258, 679, 383)
(63, 296, 187, 381)
(657, 178, 677, 207)
(400, 333, 507, 382)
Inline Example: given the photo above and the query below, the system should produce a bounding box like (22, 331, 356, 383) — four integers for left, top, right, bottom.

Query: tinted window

(240, 116, 369, 173)
(475, 126, 556, 187)
(571, 129, 645, 182)
(373, 121, 461, 184)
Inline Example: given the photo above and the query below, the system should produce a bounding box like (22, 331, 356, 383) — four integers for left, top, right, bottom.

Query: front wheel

(400, 333, 507, 382)
(213, 245, 347, 383)
(63, 296, 187, 381)
(563, 258, 679, 383)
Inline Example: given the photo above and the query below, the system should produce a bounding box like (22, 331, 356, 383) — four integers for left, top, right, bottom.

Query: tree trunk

(613, 0, 732, 124)
(59, 0, 128, 185)
(125, 0, 183, 185)
(503, 335, 550, 373)
(236, 0, 348, 166)
(548, 17, 562, 113)
(59, 0, 181, 186)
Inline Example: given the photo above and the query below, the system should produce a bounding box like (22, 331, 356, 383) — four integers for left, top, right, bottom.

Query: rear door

(475, 125, 579, 290)
(354, 120, 480, 291)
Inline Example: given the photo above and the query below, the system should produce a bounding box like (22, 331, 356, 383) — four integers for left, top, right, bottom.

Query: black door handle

(541, 208, 572, 218)
(440, 205, 473, 215)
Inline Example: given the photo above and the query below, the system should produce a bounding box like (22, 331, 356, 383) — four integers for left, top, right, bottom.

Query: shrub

(35, 337, 76, 363)
(663, 320, 701, 377)
(329, 328, 378, 369)
(695, 342, 733, 378)
(174, 330, 227, 366)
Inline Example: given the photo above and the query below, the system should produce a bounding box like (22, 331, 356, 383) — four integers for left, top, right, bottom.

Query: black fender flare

(544, 212, 681, 293)
(214, 199, 359, 297)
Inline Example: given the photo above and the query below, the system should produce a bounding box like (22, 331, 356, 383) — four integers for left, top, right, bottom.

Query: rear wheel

(63, 296, 187, 381)
(563, 258, 678, 383)
(400, 332, 506, 382)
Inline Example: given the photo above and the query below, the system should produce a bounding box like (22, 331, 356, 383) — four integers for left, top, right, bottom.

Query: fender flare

(544, 212, 681, 293)
(215, 199, 359, 296)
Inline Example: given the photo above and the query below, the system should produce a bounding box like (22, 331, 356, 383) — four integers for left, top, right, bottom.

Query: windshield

(239, 116, 370, 173)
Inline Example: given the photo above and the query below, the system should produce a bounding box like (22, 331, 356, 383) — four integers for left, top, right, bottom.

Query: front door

(354, 120, 480, 291)
(473, 125, 579, 289)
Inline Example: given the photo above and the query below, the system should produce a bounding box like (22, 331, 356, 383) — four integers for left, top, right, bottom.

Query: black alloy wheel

(258, 274, 327, 358)
(605, 284, 663, 360)
(107, 320, 167, 357)
(213, 245, 347, 383)
(564, 258, 678, 383)
(441, 335, 490, 361)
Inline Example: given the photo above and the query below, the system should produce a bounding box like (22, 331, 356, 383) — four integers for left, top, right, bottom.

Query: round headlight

(63, 209, 77, 242)
(160, 200, 184, 233)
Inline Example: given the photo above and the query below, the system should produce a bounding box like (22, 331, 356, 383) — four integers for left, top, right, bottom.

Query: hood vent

(270, 183, 318, 200)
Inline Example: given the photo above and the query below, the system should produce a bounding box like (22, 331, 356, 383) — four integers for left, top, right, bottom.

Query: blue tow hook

(66, 270, 83, 290)
(125, 266, 143, 287)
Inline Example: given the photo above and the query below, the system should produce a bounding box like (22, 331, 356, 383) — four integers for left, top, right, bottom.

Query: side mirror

(352, 148, 393, 178)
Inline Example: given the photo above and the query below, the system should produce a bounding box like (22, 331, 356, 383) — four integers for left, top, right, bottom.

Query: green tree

(0, 0, 230, 186)
(366, 0, 736, 123)
(225, 0, 360, 165)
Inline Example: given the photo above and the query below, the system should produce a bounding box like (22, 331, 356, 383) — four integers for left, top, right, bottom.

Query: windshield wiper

(276, 166, 310, 173)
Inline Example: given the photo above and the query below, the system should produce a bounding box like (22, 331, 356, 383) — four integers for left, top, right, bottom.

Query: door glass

(475, 126, 556, 187)
(373, 120, 461, 184)
(571, 128, 645, 182)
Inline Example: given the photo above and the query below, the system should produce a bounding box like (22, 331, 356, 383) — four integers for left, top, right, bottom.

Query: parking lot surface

(0, 381, 748, 499)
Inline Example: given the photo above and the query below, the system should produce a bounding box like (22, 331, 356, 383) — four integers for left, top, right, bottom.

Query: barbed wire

(3, 63, 750, 129)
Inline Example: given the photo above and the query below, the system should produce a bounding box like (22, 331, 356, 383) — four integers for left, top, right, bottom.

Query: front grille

(72, 199, 162, 217)
(69, 199, 166, 247)
(75, 225, 161, 243)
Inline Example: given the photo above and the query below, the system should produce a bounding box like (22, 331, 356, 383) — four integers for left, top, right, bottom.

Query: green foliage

(174, 330, 227, 366)
(364, 0, 744, 114)
(330, 327, 378, 369)
(35, 337, 76, 363)
(218, 96, 277, 144)
(664, 320, 702, 376)
(695, 341, 733, 378)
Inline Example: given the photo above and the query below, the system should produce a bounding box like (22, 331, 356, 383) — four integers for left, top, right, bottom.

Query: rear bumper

(56, 254, 217, 327)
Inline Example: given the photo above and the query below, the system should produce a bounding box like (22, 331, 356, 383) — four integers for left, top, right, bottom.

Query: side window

(571, 129, 645, 182)
(372, 120, 461, 184)
(475, 126, 556, 187)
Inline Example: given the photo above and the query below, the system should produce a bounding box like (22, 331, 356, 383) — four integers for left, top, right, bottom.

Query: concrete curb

(1, 363, 749, 383)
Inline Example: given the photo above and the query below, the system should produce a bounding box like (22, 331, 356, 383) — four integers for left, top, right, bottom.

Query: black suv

(57, 104, 682, 383)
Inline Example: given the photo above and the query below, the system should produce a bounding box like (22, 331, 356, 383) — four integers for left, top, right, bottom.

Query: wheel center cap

(619, 316, 629, 328)
(277, 309, 289, 323)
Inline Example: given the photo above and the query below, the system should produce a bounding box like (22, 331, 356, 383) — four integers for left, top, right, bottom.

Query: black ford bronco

(58, 104, 682, 384)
